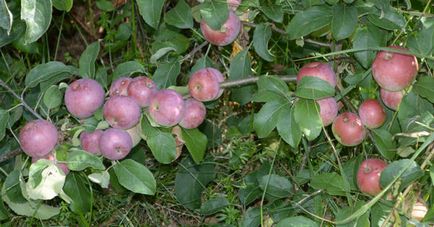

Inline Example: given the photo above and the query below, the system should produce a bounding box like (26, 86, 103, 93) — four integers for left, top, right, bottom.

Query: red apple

(103, 96, 141, 129)
(80, 129, 103, 155)
(357, 158, 388, 196)
(358, 99, 386, 129)
(332, 112, 367, 146)
(99, 128, 132, 160)
(19, 120, 58, 158)
(64, 79, 105, 119)
(148, 89, 185, 127)
(179, 99, 207, 129)
(372, 46, 418, 91)
(380, 88, 404, 111)
(297, 62, 337, 88)
(109, 77, 132, 97)
(188, 67, 224, 102)
(316, 97, 338, 127)
(200, 10, 241, 46)
(127, 76, 157, 107)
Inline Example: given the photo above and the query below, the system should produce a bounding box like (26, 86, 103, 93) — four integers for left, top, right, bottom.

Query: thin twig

(181, 41, 209, 62)
(220, 75, 296, 88)
(0, 79, 42, 119)
(0, 149, 22, 163)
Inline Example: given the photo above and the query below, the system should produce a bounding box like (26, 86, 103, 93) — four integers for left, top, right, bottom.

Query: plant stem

(0, 79, 42, 120)
(220, 75, 296, 89)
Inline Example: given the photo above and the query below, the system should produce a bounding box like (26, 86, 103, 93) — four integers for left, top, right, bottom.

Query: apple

(127, 76, 157, 107)
(372, 46, 418, 91)
(109, 77, 132, 96)
(357, 158, 388, 196)
(80, 129, 103, 155)
(64, 78, 105, 119)
(358, 99, 386, 129)
(297, 62, 337, 88)
(380, 88, 404, 111)
(103, 96, 141, 129)
(188, 67, 224, 102)
(149, 89, 185, 127)
(179, 98, 207, 129)
(19, 120, 58, 158)
(99, 128, 132, 160)
(200, 11, 241, 46)
(316, 97, 338, 127)
(332, 112, 367, 146)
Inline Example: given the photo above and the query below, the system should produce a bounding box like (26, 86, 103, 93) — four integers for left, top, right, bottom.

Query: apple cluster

(296, 45, 418, 147)
(18, 66, 226, 169)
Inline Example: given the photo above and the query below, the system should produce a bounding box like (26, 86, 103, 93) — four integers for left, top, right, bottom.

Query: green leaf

(0, 195, 9, 221)
(199, 196, 229, 216)
(413, 76, 434, 103)
(331, 4, 357, 40)
(397, 92, 434, 130)
(277, 216, 319, 227)
(199, 0, 228, 30)
(20, 0, 52, 44)
(277, 105, 301, 148)
(229, 50, 254, 105)
(253, 23, 274, 62)
(254, 76, 290, 102)
(408, 26, 434, 56)
(286, 6, 333, 40)
(0, 108, 9, 141)
(181, 128, 207, 164)
(153, 58, 181, 88)
(371, 129, 396, 160)
(141, 116, 177, 164)
(367, 7, 405, 30)
(2, 170, 60, 220)
(150, 47, 177, 64)
(79, 41, 100, 79)
(63, 172, 91, 214)
(0, 0, 13, 34)
(113, 159, 156, 195)
(88, 171, 110, 189)
(96, 0, 114, 11)
(254, 100, 289, 138)
(66, 149, 105, 171)
(310, 172, 350, 196)
(175, 157, 215, 209)
(295, 76, 335, 99)
(241, 207, 261, 227)
(380, 159, 423, 191)
(260, 0, 283, 23)
(352, 24, 387, 68)
(258, 174, 292, 199)
(43, 85, 62, 109)
(25, 61, 77, 88)
(136, 0, 164, 29)
(26, 161, 66, 200)
(164, 0, 193, 29)
(335, 201, 370, 227)
(52, 0, 73, 12)
(0, 20, 25, 48)
(152, 27, 190, 54)
(112, 61, 145, 81)
(293, 98, 322, 141)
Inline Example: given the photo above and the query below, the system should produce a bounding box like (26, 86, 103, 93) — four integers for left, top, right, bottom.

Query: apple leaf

(310, 172, 350, 196)
(63, 172, 91, 214)
(21, 0, 52, 44)
(413, 76, 434, 103)
(277, 216, 319, 227)
(295, 76, 335, 100)
(254, 100, 289, 138)
(331, 4, 357, 40)
(286, 5, 333, 40)
(380, 159, 423, 191)
(277, 106, 301, 148)
(141, 116, 177, 164)
(181, 128, 207, 164)
(293, 98, 322, 141)
(113, 159, 156, 195)
(136, 0, 164, 29)
(79, 41, 100, 79)
(253, 23, 274, 62)
(199, 0, 228, 30)
(66, 149, 105, 171)
(164, 0, 193, 29)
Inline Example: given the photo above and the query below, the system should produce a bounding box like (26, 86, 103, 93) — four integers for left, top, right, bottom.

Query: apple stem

(0, 79, 43, 120)
(219, 75, 296, 88)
